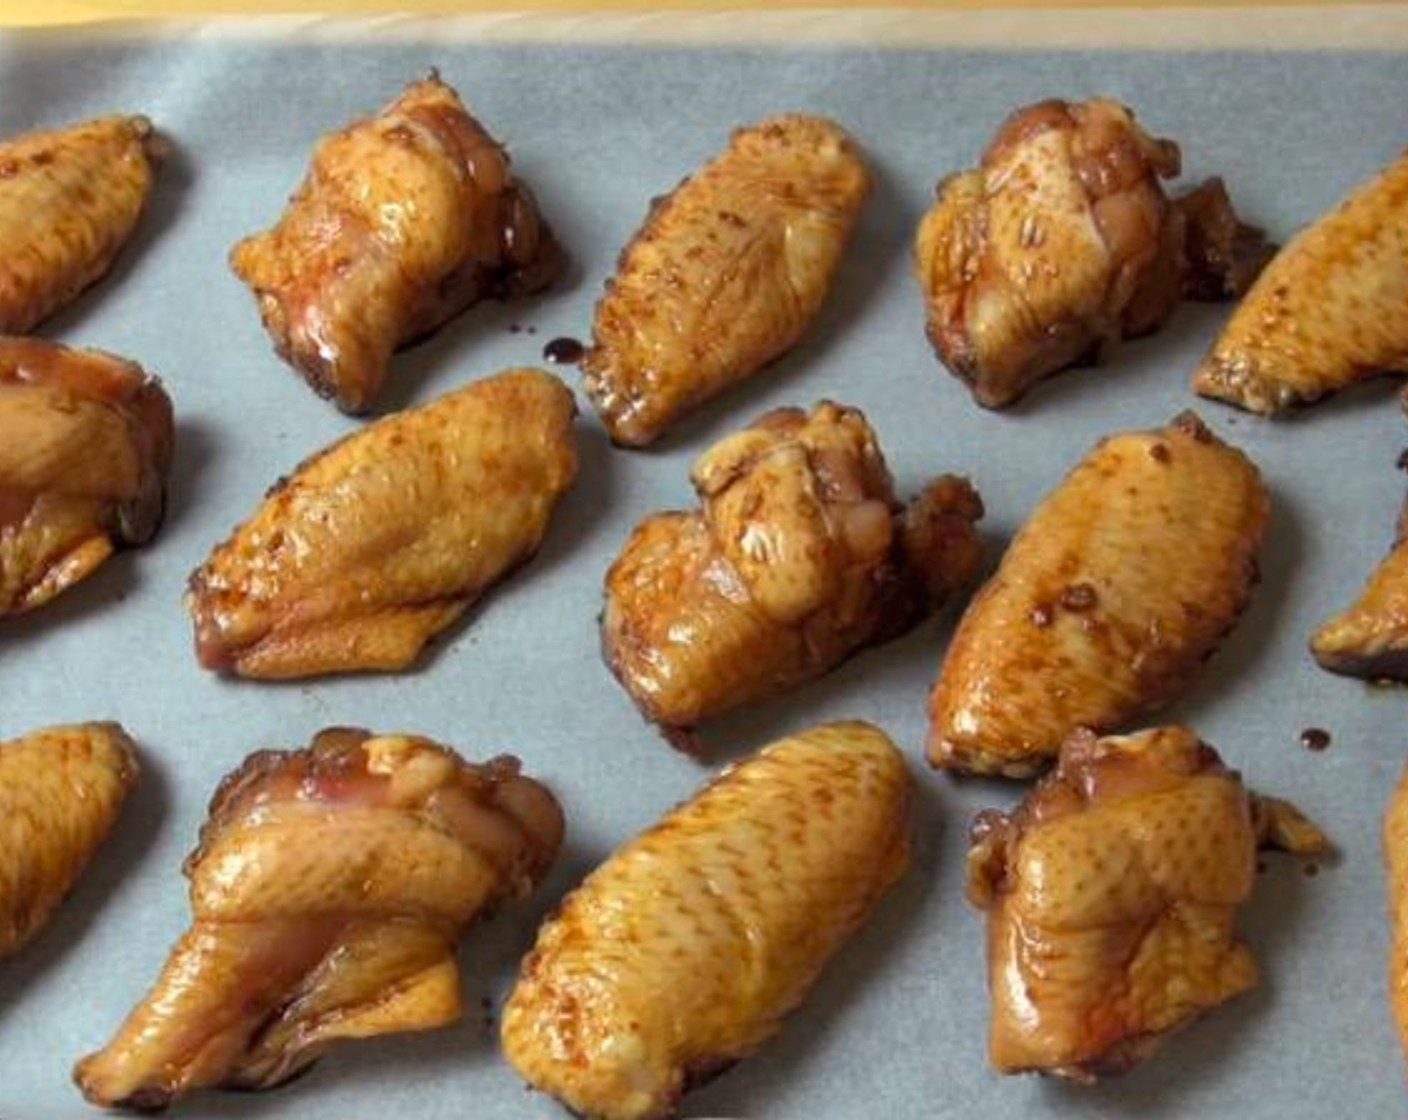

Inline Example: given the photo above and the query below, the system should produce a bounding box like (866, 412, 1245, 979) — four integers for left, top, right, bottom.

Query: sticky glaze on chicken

(0, 338, 173, 618)
(1312, 492, 1408, 679)
(74, 727, 563, 1110)
(186, 367, 576, 679)
(1384, 753, 1408, 1069)
(502, 720, 909, 1120)
(230, 75, 563, 414)
(967, 724, 1328, 1080)
(0, 114, 161, 334)
(927, 411, 1266, 777)
(582, 115, 869, 446)
(915, 98, 1267, 409)
(602, 401, 982, 748)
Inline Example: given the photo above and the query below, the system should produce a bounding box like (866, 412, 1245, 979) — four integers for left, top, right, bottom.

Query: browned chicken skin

(602, 400, 983, 747)
(1, 722, 138, 962)
(1385, 754, 1408, 1067)
(582, 115, 870, 446)
(915, 98, 1267, 409)
(0, 114, 161, 334)
(74, 727, 563, 1110)
(230, 74, 563, 414)
(1312, 493, 1408, 678)
(186, 367, 576, 679)
(0, 338, 173, 617)
(927, 411, 1267, 777)
(967, 724, 1328, 1080)
(502, 720, 910, 1120)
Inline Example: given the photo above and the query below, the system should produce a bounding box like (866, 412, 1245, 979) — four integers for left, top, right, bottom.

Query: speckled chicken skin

(601, 401, 983, 746)
(582, 115, 870, 446)
(1195, 146, 1408, 414)
(966, 725, 1328, 1080)
(0, 338, 174, 617)
(74, 727, 563, 1110)
(230, 75, 563, 414)
(927, 411, 1267, 777)
(0, 722, 137, 962)
(501, 721, 910, 1120)
(1312, 497, 1408, 679)
(185, 367, 576, 679)
(1384, 755, 1408, 1068)
(0, 114, 160, 334)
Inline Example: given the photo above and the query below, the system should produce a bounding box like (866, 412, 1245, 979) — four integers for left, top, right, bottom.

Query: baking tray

(0, 15, 1405, 1118)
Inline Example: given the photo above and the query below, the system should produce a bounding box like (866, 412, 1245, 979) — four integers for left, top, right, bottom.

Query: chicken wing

(186, 367, 576, 679)
(0, 114, 161, 334)
(915, 98, 1267, 409)
(74, 727, 563, 1110)
(1195, 146, 1408, 414)
(1, 722, 137, 961)
(967, 724, 1328, 1080)
(927, 411, 1266, 777)
(602, 401, 982, 747)
(502, 720, 909, 1120)
(582, 115, 869, 446)
(1311, 494, 1408, 678)
(1385, 754, 1408, 1067)
(0, 338, 174, 617)
(230, 74, 563, 414)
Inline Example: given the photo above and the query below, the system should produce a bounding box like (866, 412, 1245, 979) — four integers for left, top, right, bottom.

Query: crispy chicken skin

(74, 727, 563, 1110)
(0, 114, 161, 334)
(927, 411, 1267, 777)
(582, 115, 870, 446)
(915, 98, 1267, 409)
(967, 725, 1327, 1080)
(1195, 146, 1408, 414)
(502, 720, 910, 1120)
(601, 401, 983, 747)
(1385, 755, 1408, 1066)
(230, 75, 563, 414)
(1312, 495, 1408, 678)
(186, 367, 576, 679)
(0, 338, 174, 617)
(0, 722, 137, 961)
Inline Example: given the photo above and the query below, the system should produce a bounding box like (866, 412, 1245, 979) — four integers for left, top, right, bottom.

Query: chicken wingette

(502, 720, 910, 1120)
(0, 722, 137, 962)
(0, 338, 174, 618)
(927, 411, 1267, 777)
(74, 727, 563, 1110)
(186, 367, 576, 679)
(1312, 493, 1408, 679)
(967, 724, 1328, 1080)
(0, 114, 161, 334)
(582, 115, 870, 446)
(230, 74, 563, 414)
(602, 401, 983, 748)
(915, 98, 1267, 409)
(1385, 753, 1408, 1069)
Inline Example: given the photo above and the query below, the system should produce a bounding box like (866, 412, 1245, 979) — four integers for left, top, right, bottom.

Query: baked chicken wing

(967, 724, 1328, 1080)
(1, 722, 137, 962)
(230, 74, 563, 414)
(1195, 146, 1408, 414)
(186, 367, 576, 679)
(915, 98, 1267, 409)
(927, 411, 1266, 777)
(582, 115, 869, 446)
(602, 401, 983, 747)
(74, 727, 563, 1110)
(1385, 754, 1408, 1067)
(1312, 494, 1408, 679)
(0, 338, 173, 617)
(502, 720, 909, 1120)
(0, 114, 160, 334)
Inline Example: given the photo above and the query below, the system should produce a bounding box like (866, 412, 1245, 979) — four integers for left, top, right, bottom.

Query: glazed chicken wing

(582, 115, 870, 446)
(1385, 754, 1408, 1067)
(186, 367, 576, 679)
(602, 401, 982, 747)
(0, 338, 173, 617)
(230, 74, 563, 414)
(0, 114, 160, 334)
(74, 727, 563, 1110)
(1312, 493, 1408, 678)
(1, 722, 137, 961)
(915, 99, 1267, 409)
(927, 411, 1267, 777)
(967, 724, 1327, 1080)
(1195, 146, 1408, 414)
(502, 720, 909, 1120)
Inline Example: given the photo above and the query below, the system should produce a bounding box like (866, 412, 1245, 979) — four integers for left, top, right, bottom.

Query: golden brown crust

(1385, 755, 1408, 1069)
(1311, 492, 1408, 678)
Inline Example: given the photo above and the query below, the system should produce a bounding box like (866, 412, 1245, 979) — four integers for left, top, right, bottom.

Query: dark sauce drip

(1397, 448, 1408, 472)
(543, 336, 585, 365)
(1303, 862, 1320, 878)
(1300, 727, 1331, 752)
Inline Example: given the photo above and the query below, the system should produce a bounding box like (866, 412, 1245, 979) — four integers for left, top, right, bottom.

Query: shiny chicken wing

(1312, 496, 1408, 679)
(1385, 754, 1408, 1068)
